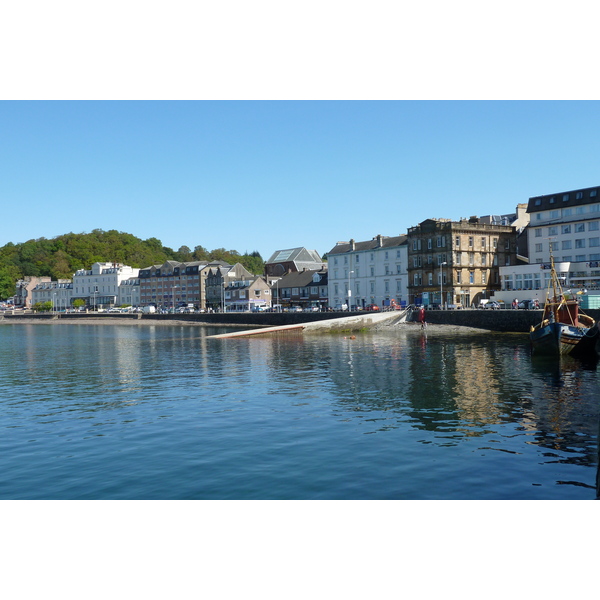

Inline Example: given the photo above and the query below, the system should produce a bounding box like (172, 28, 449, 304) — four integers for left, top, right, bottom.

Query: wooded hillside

(0, 229, 264, 299)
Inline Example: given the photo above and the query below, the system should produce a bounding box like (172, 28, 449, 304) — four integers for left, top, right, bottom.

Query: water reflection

(1, 323, 598, 499)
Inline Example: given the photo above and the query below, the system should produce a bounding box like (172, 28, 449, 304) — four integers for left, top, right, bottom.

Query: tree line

(0, 229, 265, 300)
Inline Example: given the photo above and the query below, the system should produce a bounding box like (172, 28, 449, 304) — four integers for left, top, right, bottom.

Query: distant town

(5, 184, 600, 314)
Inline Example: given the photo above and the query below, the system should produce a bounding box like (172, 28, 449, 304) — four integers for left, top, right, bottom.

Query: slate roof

(326, 234, 407, 256)
(276, 269, 328, 288)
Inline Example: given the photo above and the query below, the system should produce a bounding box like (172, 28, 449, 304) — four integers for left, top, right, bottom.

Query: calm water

(0, 322, 598, 499)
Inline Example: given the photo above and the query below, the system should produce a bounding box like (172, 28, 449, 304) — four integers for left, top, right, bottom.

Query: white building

(493, 186, 600, 304)
(326, 235, 408, 309)
(73, 262, 140, 308)
(118, 277, 141, 307)
(30, 280, 73, 310)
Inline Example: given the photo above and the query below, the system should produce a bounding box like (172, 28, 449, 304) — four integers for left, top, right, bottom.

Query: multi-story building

(30, 279, 73, 310)
(118, 276, 140, 307)
(273, 268, 328, 310)
(138, 260, 228, 309)
(406, 217, 516, 308)
(204, 263, 258, 311)
(73, 262, 139, 308)
(14, 276, 51, 308)
(326, 235, 408, 310)
(224, 276, 272, 312)
(495, 186, 600, 300)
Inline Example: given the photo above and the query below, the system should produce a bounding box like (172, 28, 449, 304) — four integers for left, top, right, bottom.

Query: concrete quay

(3, 307, 599, 334)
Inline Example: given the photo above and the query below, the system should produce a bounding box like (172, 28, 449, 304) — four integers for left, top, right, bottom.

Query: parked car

(365, 304, 380, 311)
(518, 299, 539, 309)
(484, 301, 501, 309)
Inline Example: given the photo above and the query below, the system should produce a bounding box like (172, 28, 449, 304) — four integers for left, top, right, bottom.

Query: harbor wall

(3, 308, 600, 333)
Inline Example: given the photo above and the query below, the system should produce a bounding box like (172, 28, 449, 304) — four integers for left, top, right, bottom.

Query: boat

(529, 255, 599, 358)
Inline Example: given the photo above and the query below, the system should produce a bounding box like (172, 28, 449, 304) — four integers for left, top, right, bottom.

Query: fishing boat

(529, 256, 598, 358)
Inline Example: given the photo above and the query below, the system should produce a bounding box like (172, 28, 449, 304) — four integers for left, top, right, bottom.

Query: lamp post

(347, 270, 354, 311)
(171, 285, 179, 314)
(440, 262, 447, 309)
(53, 292, 56, 316)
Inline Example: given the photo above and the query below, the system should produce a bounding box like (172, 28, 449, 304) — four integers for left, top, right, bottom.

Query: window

(370, 282, 375, 293)
(370, 267, 375, 276)
(576, 206, 585, 215)
(535, 243, 543, 252)
(482, 272, 487, 285)
(576, 223, 586, 233)
(590, 238, 600, 248)
(481, 237, 486, 248)
(550, 241, 559, 251)
(384, 251, 389, 260)
(396, 264, 402, 274)
(591, 190, 598, 197)
(589, 221, 599, 231)
(562, 256, 572, 262)
(563, 208, 572, 217)
(535, 229, 542, 237)
(550, 210, 560, 218)
(469, 271, 475, 284)
(562, 240, 572, 250)
(575, 255, 586, 262)
(549, 197, 555, 204)
(370, 253, 374, 261)
(576, 191, 583, 199)
(456, 271, 461, 284)
(468, 236, 474, 247)
(455, 236, 460, 248)
(481, 254, 487, 266)
(562, 225, 571, 234)
(493, 238, 498, 248)
(396, 250, 401, 258)
(548, 226, 558, 236)
(575, 239, 585, 248)
(535, 199, 542, 206)
(563, 194, 570, 201)
(428, 239, 432, 249)
(456, 252, 462, 265)
(428, 273, 433, 285)
(355, 255, 359, 263)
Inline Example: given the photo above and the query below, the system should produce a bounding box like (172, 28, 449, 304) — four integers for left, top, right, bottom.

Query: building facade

(30, 279, 73, 309)
(272, 268, 328, 310)
(14, 276, 51, 308)
(492, 186, 600, 301)
(326, 235, 408, 310)
(406, 218, 516, 307)
(73, 262, 140, 308)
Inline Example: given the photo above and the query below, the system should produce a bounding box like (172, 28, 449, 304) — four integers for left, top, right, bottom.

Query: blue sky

(1, 100, 599, 261)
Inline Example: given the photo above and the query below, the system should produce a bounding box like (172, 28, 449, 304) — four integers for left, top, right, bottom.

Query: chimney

(350, 239, 356, 251)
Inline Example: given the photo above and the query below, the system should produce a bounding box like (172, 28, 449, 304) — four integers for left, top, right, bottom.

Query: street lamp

(440, 262, 447, 309)
(347, 270, 354, 311)
(171, 285, 179, 314)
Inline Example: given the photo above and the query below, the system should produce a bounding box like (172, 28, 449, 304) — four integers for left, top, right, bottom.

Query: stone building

(406, 217, 517, 308)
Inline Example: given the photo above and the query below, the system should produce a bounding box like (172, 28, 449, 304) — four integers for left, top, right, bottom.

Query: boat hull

(530, 322, 586, 356)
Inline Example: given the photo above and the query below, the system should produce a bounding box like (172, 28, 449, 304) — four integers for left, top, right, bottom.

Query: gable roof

(266, 247, 323, 265)
(276, 269, 328, 288)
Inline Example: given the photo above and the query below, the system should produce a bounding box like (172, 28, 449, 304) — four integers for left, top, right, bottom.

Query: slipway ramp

(207, 309, 409, 339)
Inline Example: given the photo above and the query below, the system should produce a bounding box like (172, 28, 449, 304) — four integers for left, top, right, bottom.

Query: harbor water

(1, 322, 598, 499)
